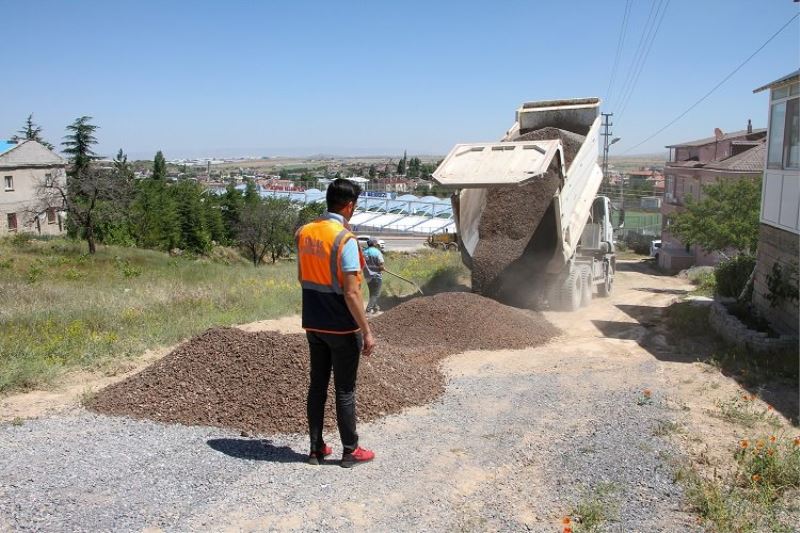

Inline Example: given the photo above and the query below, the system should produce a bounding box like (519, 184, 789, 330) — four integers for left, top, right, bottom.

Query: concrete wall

(0, 166, 66, 236)
(752, 223, 799, 335)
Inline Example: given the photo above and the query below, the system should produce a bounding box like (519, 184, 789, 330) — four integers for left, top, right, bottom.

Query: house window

(767, 83, 800, 169)
(7, 213, 17, 231)
(3, 176, 12, 191)
(47, 208, 56, 224)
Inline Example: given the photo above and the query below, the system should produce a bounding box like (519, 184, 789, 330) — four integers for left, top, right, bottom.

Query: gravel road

(0, 261, 704, 532)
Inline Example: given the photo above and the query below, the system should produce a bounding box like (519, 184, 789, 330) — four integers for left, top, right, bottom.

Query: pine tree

(221, 182, 243, 241)
(175, 180, 211, 253)
(243, 179, 260, 206)
(14, 114, 54, 150)
(152, 151, 167, 180)
(204, 195, 227, 245)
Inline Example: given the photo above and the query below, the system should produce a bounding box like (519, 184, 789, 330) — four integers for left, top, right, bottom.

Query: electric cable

(621, 12, 800, 154)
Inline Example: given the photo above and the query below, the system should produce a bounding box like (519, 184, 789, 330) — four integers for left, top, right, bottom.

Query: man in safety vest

(296, 178, 376, 468)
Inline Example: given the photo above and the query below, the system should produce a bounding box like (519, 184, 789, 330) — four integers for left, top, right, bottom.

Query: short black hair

(326, 178, 362, 212)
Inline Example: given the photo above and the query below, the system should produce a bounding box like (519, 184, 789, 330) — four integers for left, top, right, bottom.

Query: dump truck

(432, 97, 615, 311)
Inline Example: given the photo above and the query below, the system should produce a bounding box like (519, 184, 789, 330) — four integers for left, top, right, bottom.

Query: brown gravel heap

(470, 127, 585, 301)
(88, 293, 559, 435)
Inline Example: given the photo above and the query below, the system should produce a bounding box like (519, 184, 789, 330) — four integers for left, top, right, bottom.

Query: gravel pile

(371, 292, 559, 363)
(470, 127, 585, 304)
(88, 292, 559, 434)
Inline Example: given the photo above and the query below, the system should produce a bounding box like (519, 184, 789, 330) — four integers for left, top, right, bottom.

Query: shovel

(383, 269, 424, 295)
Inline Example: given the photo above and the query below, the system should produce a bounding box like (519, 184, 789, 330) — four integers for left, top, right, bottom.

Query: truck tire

(580, 266, 592, 307)
(558, 268, 582, 311)
(598, 262, 613, 297)
(447, 242, 458, 251)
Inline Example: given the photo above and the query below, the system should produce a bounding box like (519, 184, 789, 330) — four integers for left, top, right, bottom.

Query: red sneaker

(341, 446, 375, 468)
(308, 444, 333, 465)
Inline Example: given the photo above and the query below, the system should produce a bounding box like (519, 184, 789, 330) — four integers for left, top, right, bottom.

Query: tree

(51, 116, 107, 253)
(203, 194, 227, 245)
(368, 165, 377, 179)
(175, 180, 211, 253)
(397, 158, 406, 175)
(152, 151, 167, 180)
(13, 114, 54, 150)
(220, 182, 243, 241)
(93, 149, 136, 245)
(243, 179, 260, 206)
(129, 154, 179, 250)
(670, 177, 761, 255)
(62, 116, 98, 174)
(296, 201, 325, 228)
(237, 198, 296, 266)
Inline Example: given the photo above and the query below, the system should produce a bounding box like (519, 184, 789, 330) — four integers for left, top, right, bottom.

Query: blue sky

(1, 0, 798, 159)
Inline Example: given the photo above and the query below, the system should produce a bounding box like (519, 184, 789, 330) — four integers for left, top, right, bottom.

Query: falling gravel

(88, 292, 559, 434)
(470, 127, 586, 303)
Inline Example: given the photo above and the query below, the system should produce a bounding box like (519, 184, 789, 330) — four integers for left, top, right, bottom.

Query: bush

(715, 255, 756, 298)
(623, 234, 652, 255)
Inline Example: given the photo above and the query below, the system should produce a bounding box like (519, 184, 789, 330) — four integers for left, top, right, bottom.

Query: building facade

(659, 126, 766, 272)
(0, 140, 67, 236)
(751, 70, 799, 335)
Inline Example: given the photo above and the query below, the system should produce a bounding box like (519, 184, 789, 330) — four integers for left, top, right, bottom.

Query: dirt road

(0, 261, 792, 531)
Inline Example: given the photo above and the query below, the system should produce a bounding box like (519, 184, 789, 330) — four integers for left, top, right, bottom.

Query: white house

(0, 140, 67, 235)
(751, 70, 799, 335)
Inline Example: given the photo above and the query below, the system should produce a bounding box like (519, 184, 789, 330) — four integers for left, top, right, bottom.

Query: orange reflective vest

(296, 214, 365, 334)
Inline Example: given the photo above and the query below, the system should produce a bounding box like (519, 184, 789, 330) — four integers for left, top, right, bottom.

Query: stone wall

(709, 301, 798, 354)
(753, 223, 799, 335)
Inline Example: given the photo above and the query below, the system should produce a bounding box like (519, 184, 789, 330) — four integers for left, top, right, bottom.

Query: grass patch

(567, 482, 620, 532)
(0, 239, 465, 394)
(380, 249, 467, 296)
(652, 419, 684, 437)
(665, 301, 711, 337)
(715, 394, 782, 429)
(690, 270, 716, 297)
(675, 435, 800, 532)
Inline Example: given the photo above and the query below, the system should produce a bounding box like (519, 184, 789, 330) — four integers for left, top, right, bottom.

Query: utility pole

(601, 112, 613, 183)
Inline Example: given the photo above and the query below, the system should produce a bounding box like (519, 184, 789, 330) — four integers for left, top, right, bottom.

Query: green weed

(26, 263, 44, 284)
(569, 482, 620, 532)
(715, 394, 781, 429)
(652, 419, 684, 437)
(674, 434, 800, 532)
(691, 270, 716, 297)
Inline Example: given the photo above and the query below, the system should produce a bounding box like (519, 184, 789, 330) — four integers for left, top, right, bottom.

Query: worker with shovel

(295, 178, 376, 468)
(363, 238, 385, 314)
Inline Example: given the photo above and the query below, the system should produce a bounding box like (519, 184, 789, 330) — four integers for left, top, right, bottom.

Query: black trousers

(306, 331, 362, 453)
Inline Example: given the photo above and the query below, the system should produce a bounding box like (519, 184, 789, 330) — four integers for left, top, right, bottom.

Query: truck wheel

(580, 266, 592, 307)
(558, 268, 582, 311)
(447, 242, 458, 251)
(598, 263, 613, 297)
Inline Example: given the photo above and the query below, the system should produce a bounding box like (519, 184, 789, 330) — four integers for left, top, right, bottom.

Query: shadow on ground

(633, 287, 690, 296)
(592, 301, 799, 424)
(207, 438, 312, 463)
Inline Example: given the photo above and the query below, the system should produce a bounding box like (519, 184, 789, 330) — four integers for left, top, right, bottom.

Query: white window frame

(3, 175, 13, 191)
(766, 81, 800, 170)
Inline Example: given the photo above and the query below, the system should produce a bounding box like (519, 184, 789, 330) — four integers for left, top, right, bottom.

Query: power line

(622, 12, 800, 154)
(617, 0, 670, 119)
(614, 0, 660, 111)
(605, 0, 632, 107)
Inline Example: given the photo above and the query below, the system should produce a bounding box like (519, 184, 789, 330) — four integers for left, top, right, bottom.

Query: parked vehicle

(356, 235, 386, 251)
(425, 231, 459, 251)
(650, 239, 662, 260)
